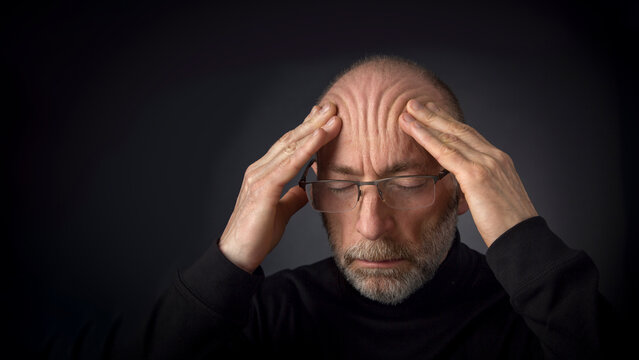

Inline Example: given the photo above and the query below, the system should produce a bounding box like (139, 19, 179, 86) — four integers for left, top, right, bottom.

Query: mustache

(342, 238, 416, 265)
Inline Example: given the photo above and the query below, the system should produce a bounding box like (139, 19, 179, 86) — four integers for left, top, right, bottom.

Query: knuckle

(245, 163, 258, 176)
(450, 122, 472, 135)
(283, 140, 297, 155)
(243, 172, 257, 188)
(424, 110, 437, 122)
(439, 143, 459, 157)
(243, 164, 262, 187)
(470, 162, 490, 180)
(440, 133, 459, 144)
(278, 154, 292, 168)
(484, 155, 503, 171)
(495, 149, 512, 164)
(306, 105, 319, 120)
(279, 130, 293, 144)
(483, 154, 500, 170)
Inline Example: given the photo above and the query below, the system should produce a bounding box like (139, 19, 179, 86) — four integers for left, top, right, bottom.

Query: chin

(345, 264, 430, 305)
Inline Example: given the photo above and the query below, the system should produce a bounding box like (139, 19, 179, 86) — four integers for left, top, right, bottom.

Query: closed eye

(384, 177, 431, 191)
(326, 182, 357, 193)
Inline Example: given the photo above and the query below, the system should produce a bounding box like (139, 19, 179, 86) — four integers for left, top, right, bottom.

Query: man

(144, 56, 614, 359)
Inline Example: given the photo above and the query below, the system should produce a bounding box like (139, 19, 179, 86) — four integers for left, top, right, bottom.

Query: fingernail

(427, 102, 440, 112)
(402, 113, 415, 123)
(322, 116, 336, 129)
(320, 103, 331, 114)
(409, 100, 424, 111)
(310, 105, 319, 115)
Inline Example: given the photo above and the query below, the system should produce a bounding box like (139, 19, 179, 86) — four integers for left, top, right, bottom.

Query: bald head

(317, 56, 462, 178)
(319, 56, 464, 123)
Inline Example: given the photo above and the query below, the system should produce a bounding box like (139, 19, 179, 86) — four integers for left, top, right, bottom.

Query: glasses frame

(298, 158, 450, 213)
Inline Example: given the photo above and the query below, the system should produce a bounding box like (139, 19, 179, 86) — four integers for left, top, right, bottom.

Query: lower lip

(355, 259, 406, 268)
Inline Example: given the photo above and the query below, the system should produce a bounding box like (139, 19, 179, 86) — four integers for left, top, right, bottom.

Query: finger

(303, 105, 320, 122)
(405, 99, 496, 153)
(252, 108, 338, 178)
(255, 102, 337, 170)
(400, 112, 478, 175)
(278, 185, 308, 222)
(401, 112, 485, 160)
(266, 102, 337, 160)
(249, 103, 336, 176)
(257, 115, 342, 186)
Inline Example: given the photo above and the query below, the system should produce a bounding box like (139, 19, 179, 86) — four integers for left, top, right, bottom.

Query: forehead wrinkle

(369, 83, 434, 167)
(329, 81, 372, 161)
(345, 76, 412, 153)
(378, 84, 445, 173)
(385, 86, 433, 135)
(322, 84, 366, 171)
(325, 83, 358, 140)
(372, 79, 406, 143)
(321, 71, 448, 177)
(356, 85, 369, 158)
(376, 83, 415, 144)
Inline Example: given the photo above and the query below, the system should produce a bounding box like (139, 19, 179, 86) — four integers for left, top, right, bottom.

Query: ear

(456, 189, 469, 215)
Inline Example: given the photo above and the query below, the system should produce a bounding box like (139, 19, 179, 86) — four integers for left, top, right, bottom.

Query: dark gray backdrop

(5, 0, 637, 354)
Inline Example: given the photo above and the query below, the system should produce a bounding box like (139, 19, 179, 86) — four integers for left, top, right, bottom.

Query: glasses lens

(306, 181, 358, 213)
(379, 176, 436, 209)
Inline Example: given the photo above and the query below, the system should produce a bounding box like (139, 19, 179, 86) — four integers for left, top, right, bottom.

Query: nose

(355, 185, 395, 240)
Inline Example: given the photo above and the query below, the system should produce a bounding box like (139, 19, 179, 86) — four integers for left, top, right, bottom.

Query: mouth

(353, 258, 407, 268)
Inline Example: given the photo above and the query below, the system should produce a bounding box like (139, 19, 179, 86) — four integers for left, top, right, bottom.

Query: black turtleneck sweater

(141, 217, 616, 359)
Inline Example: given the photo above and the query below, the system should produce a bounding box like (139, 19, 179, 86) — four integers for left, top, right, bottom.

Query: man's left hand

(399, 99, 538, 247)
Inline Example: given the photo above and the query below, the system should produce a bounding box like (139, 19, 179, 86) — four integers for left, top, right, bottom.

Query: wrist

(218, 238, 261, 274)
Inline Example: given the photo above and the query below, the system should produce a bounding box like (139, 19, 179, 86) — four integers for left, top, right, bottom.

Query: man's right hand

(219, 103, 342, 273)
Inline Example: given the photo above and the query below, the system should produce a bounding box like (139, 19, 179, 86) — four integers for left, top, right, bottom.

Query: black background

(4, 0, 638, 355)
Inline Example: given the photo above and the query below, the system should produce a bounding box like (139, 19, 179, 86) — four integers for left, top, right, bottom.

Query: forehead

(318, 69, 445, 176)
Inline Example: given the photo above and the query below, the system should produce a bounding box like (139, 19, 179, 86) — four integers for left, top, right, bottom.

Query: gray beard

(323, 196, 458, 305)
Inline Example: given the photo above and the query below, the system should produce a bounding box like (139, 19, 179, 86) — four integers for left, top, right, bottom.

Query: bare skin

(400, 100, 538, 247)
(219, 104, 342, 273)
(316, 70, 467, 287)
(219, 63, 538, 274)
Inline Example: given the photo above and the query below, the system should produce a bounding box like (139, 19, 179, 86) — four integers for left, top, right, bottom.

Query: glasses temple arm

(436, 169, 450, 182)
(298, 158, 316, 188)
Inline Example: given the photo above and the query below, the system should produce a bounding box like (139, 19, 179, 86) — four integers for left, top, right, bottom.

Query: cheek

(324, 212, 357, 248)
(396, 208, 435, 240)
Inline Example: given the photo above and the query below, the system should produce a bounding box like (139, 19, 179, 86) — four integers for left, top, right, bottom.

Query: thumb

(278, 185, 309, 222)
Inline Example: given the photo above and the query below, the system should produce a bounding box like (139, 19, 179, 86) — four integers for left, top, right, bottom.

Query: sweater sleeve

(485, 216, 613, 359)
(142, 241, 264, 359)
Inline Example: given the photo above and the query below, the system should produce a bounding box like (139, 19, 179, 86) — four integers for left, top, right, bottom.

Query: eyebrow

(327, 161, 429, 178)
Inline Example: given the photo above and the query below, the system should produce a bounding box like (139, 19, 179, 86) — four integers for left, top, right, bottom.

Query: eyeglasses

(298, 159, 449, 213)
